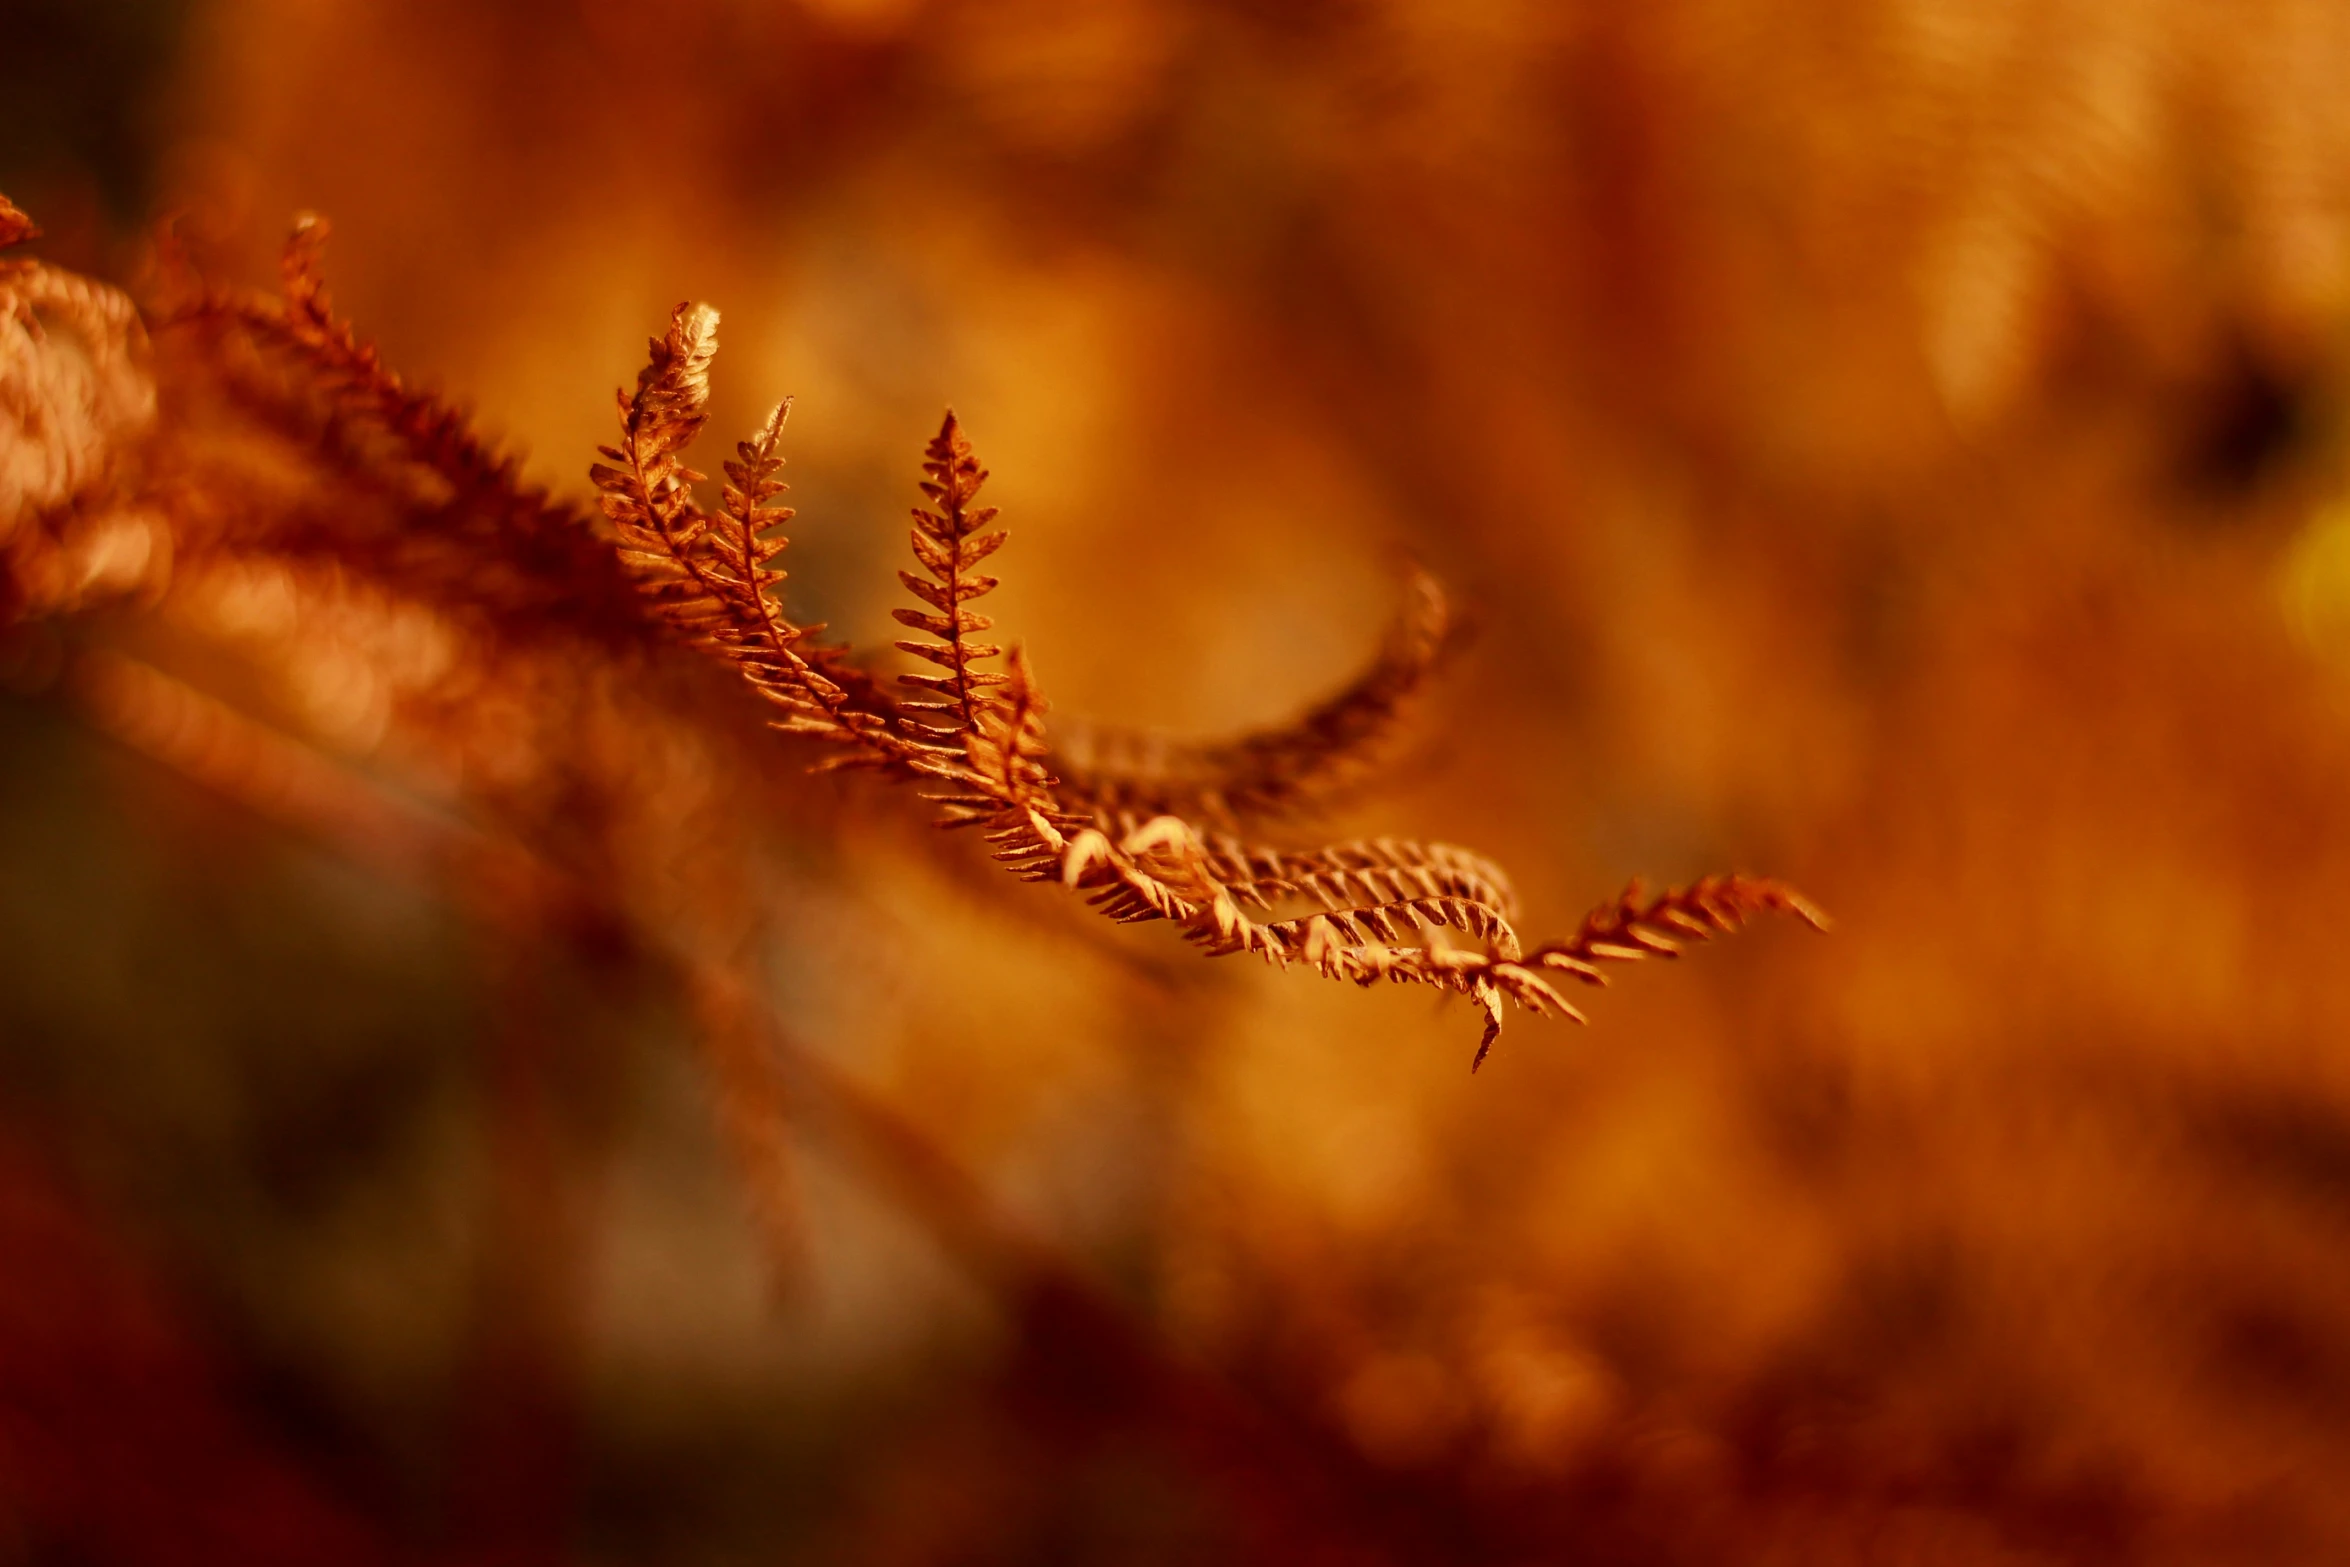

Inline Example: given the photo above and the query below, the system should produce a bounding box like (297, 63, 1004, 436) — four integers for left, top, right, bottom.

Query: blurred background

(11, 0, 2350, 1560)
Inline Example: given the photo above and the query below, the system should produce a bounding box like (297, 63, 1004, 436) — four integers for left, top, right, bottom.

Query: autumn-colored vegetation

(10, 2, 2350, 1562)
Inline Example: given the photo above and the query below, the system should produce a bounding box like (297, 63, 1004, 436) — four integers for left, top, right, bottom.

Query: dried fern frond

(895, 413, 1010, 741)
(0, 191, 1825, 1075)
(1554, 875, 1825, 966)
(1203, 834, 1519, 922)
(1049, 567, 1460, 829)
(271, 219, 571, 543)
(594, 303, 1824, 1068)
(149, 217, 646, 643)
(591, 303, 917, 777)
(1185, 873, 1825, 1069)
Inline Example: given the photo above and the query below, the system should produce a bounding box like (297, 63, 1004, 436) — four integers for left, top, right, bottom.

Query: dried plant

(4, 199, 1820, 1080)
(592, 301, 1826, 1069)
(149, 216, 650, 644)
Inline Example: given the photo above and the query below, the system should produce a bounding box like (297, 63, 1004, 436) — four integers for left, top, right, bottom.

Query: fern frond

(894, 412, 1008, 741)
(147, 217, 648, 642)
(1261, 873, 1824, 1071)
(708, 398, 898, 712)
(1252, 895, 1518, 953)
(1531, 874, 1828, 975)
(272, 219, 557, 520)
(594, 306, 926, 778)
(263, 220, 593, 559)
(959, 643, 1054, 808)
(589, 303, 1824, 1070)
(1489, 875, 1828, 1068)
(1049, 567, 1459, 828)
(1204, 835, 1518, 923)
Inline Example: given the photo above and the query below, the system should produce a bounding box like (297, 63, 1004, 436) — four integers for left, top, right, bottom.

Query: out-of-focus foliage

(11, 1, 2350, 1562)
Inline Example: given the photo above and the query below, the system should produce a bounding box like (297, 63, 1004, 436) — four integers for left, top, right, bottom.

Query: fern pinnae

(594, 302, 718, 580)
(591, 303, 1824, 1070)
(709, 400, 908, 722)
(269, 217, 564, 519)
(5, 192, 1829, 1075)
(1048, 566, 1460, 828)
(894, 412, 1010, 745)
(960, 643, 1054, 806)
(716, 399, 795, 637)
(155, 218, 653, 641)
(1533, 875, 1828, 975)
(592, 307, 927, 780)
(706, 398, 849, 709)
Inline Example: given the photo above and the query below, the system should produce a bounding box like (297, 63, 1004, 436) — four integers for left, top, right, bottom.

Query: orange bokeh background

(11, 1, 2350, 1560)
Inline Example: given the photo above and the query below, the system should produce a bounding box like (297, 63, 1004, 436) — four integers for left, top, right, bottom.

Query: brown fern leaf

(150, 217, 647, 642)
(713, 399, 807, 654)
(598, 312, 847, 736)
(1062, 831, 1814, 1080)
(895, 412, 1009, 742)
(1047, 814, 1256, 941)
(1049, 567, 1459, 829)
(1071, 823, 1525, 966)
(1251, 895, 1518, 955)
(1163, 867, 1822, 1071)
(1534, 874, 1828, 975)
(1214, 836, 1518, 924)
(956, 644, 1054, 810)
(593, 302, 726, 619)
(592, 305, 916, 777)
(593, 306, 1824, 1071)
(1050, 826, 1516, 937)
(593, 303, 741, 647)
(262, 220, 592, 561)
(1491, 875, 1829, 1068)
(274, 218, 539, 516)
